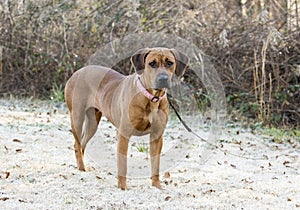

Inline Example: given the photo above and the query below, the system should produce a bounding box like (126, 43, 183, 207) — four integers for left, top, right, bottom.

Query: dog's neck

(135, 75, 166, 103)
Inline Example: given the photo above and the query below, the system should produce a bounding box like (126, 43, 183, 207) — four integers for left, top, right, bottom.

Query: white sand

(0, 99, 299, 209)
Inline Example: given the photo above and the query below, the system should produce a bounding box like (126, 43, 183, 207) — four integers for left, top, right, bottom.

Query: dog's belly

(132, 129, 151, 136)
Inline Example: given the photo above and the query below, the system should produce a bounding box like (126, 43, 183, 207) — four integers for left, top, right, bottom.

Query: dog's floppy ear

(131, 48, 150, 74)
(170, 49, 189, 77)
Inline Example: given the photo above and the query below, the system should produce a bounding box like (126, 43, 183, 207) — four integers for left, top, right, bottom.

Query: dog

(64, 47, 189, 190)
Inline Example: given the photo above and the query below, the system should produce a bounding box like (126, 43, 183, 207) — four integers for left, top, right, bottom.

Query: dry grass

(0, 0, 299, 127)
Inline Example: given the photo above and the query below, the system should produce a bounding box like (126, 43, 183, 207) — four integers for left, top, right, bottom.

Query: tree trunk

(287, 0, 300, 31)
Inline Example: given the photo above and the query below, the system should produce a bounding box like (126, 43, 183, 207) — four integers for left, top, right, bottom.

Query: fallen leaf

(12, 139, 22, 143)
(59, 174, 67, 180)
(4, 146, 8, 152)
(165, 196, 171, 201)
(0, 197, 9, 201)
(164, 172, 170, 178)
(5, 172, 10, 179)
(187, 193, 196, 198)
(241, 178, 253, 184)
(230, 164, 236, 168)
(203, 189, 216, 194)
(234, 140, 242, 145)
(96, 176, 103, 180)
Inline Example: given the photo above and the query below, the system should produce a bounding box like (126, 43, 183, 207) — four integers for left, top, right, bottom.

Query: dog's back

(65, 65, 125, 114)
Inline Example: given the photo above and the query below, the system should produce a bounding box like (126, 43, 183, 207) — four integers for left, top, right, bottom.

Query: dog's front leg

(150, 135, 163, 189)
(117, 132, 129, 190)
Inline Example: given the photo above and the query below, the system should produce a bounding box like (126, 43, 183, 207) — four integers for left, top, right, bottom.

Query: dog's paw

(78, 166, 86, 171)
(117, 183, 128, 190)
(151, 175, 162, 189)
(152, 181, 162, 189)
(117, 176, 127, 190)
(118, 186, 128, 190)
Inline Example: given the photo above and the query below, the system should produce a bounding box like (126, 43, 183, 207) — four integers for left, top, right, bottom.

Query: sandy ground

(0, 98, 299, 210)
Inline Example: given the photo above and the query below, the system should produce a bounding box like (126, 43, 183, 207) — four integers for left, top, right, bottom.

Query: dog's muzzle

(155, 73, 170, 89)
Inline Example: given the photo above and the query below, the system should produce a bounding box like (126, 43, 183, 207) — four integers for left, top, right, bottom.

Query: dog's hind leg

(71, 108, 101, 171)
(70, 111, 86, 171)
(74, 138, 86, 171)
(81, 108, 102, 150)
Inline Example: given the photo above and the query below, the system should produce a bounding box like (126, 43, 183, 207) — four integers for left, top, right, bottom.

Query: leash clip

(151, 96, 159, 103)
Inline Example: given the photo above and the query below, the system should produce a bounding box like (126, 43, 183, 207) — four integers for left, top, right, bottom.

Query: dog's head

(131, 47, 189, 89)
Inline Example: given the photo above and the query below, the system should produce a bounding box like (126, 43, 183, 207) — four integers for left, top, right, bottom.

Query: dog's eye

(166, 61, 173, 67)
(149, 61, 156, 68)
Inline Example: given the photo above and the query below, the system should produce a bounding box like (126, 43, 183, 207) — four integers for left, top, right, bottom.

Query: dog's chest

(130, 100, 166, 132)
(129, 105, 152, 132)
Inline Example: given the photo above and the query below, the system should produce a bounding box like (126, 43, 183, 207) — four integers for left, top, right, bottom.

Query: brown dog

(64, 47, 189, 190)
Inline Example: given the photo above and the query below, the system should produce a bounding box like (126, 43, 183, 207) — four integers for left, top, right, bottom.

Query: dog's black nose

(155, 73, 169, 89)
(157, 73, 168, 82)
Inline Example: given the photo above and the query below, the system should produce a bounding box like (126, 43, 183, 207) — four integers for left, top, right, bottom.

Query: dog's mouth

(154, 82, 169, 90)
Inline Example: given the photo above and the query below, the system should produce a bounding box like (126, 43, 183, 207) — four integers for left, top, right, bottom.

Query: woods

(0, 0, 299, 127)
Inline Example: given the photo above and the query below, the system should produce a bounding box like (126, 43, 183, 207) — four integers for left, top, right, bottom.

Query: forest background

(0, 0, 299, 128)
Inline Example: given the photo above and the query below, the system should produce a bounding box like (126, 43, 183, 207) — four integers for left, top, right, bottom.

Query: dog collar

(136, 75, 166, 103)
